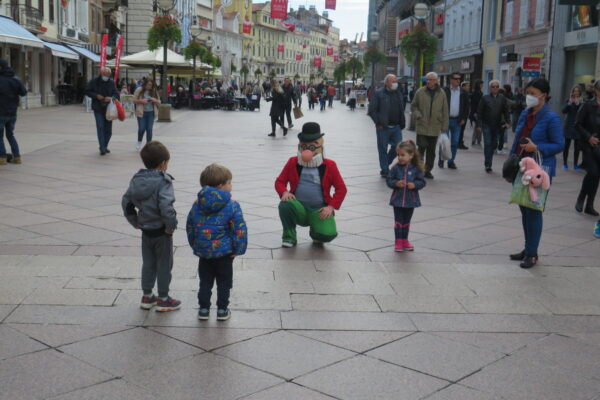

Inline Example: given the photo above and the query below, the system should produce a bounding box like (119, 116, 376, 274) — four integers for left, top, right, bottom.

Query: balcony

(11, 6, 44, 34)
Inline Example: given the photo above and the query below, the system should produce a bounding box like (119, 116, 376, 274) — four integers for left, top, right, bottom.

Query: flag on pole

(281, 22, 296, 32)
(270, 0, 288, 20)
(295, 52, 302, 61)
(302, 43, 307, 48)
(325, 0, 336, 10)
(313, 55, 322, 67)
(326, 45, 333, 56)
(113, 36, 124, 85)
(100, 34, 108, 69)
(243, 19, 252, 34)
(277, 44, 284, 53)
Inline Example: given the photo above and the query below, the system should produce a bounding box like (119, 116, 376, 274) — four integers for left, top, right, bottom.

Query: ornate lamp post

(413, 2, 430, 87)
(188, 23, 203, 106)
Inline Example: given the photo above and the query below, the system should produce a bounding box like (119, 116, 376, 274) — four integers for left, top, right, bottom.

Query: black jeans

(416, 134, 438, 173)
(563, 138, 580, 166)
(579, 146, 600, 207)
(284, 104, 293, 127)
(197, 256, 233, 309)
(270, 114, 285, 134)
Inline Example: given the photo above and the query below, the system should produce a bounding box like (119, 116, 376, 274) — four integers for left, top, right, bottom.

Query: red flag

(333, 54, 339, 62)
(277, 44, 284, 53)
(313, 55, 322, 67)
(242, 20, 252, 34)
(113, 36, 124, 86)
(326, 45, 333, 56)
(270, 0, 287, 20)
(295, 52, 301, 61)
(325, 25, 330, 33)
(281, 22, 296, 32)
(302, 43, 307, 49)
(325, 0, 336, 10)
(100, 34, 108, 68)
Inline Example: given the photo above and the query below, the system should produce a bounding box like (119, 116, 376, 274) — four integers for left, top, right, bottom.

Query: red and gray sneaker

(140, 294, 158, 310)
(155, 297, 182, 312)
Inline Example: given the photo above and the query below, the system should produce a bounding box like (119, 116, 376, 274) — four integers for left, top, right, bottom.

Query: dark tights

(578, 146, 600, 209)
(563, 138, 580, 166)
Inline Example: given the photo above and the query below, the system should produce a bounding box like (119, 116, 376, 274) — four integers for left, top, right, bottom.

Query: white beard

(297, 151, 324, 168)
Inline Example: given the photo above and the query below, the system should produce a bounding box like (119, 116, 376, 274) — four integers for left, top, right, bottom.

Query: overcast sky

(287, 0, 369, 42)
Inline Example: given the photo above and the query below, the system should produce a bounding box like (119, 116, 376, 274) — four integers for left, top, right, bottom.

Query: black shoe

(100, 150, 107, 156)
(458, 144, 469, 150)
(283, 127, 288, 136)
(289, 124, 294, 129)
(438, 160, 444, 168)
(268, 132, 275, 137)
(485, 167, 492, 173)
(448, 161, 457, 169)
(105, 149, 111, 153)
(217, 308, 231, 321)
(584, 206, 599, 217)
(520, 255, 538, 269)
(510, 250, 526, 261)
(380, 170, 388, 178)
(424, 172, 434, 179)
(575, 194, 585, 213)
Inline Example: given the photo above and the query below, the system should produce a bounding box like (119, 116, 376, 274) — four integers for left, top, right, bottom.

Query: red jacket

(275, 157, 347, 210)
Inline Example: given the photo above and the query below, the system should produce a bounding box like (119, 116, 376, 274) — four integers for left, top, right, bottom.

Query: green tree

(254, 68, 262, 80)
(309, 73, 315, 82)
(269, 69, 276, 78)
(230, 62, 237, 73)
(293, 73, 300, 81)
(363, 46, 386, 73)
(345, 57, 364, 82)
(333, 61, 347, 86)
(240, 65, 250, 85)
(147, 15, 182, 104)
(399, 25, 438, 84)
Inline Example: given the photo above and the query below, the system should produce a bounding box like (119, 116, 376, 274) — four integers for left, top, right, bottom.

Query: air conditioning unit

(66, 28, 76, 37)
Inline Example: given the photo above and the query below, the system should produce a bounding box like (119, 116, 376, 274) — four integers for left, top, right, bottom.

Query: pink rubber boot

(402, 239, 414, 251)
(394, 239, 404, 252)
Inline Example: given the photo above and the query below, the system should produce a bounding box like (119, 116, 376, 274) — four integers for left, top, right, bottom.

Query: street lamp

(369, 29, 379, 88)
(413, 2, 430, 87)
(189, 23, 202, 106)
(153, 0, 177, 105)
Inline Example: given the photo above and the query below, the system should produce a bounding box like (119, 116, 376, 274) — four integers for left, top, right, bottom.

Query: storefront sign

(565, 26, 599, 47)
(460, 60, 471, 71)
(522, 70, 541, 77)
(499, 44, 515, 63)
(523, 57, 541, 70)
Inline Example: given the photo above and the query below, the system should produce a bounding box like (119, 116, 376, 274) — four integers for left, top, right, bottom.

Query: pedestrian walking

(327, 83, 336, 108)
(319, 84, 327, 111)
(458, 81, 470, 150)
(282, 78, 295, 128)
(497, 84, 515, 154)
(439, 72, 469, 170)
(266, 80, 287, 137)
(470, 80, 484, 146)
(477, 80, 511, 173)
(561, 85, 583, 170)
(294, 81, 302, 108)
(122, 141, 181, 311)
(186, 163, 248, 321)
(410, 72, 449, 179)
(0, 58, 27, 165)
(387, 140, 426, 252)
(85, 67, 120, 155)
(574, 80, 600, 217)
(133, 79, 161, 151)
(307, 85, 317, 110)
(368, 74, 406, 178)
(508, 78, 563, 269)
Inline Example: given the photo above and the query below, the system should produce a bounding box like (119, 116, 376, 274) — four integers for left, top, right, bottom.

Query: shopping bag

(106, 99, 118, 121)
(293, 106, 303, 119)
(509, 169, 550, 212)
(251, 95, 258, 100)
(438, 133, 451, 161)
(114, 99, 126, 121)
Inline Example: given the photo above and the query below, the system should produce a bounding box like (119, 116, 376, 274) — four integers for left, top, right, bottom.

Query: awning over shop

(67, 44, 101, 63)
(0, 15, 44, 48)
(43, 41, 79, 61)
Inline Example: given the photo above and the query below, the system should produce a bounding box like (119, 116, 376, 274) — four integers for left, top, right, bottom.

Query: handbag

(114, 99, 126, 121)
(502, 152, 522, 182)
(438, 133, 451, 161)
(293, 106, 303, 119)
(509, 153, 550, 212)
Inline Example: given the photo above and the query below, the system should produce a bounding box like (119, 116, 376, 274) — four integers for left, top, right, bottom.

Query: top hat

(298, 122, 325, 142)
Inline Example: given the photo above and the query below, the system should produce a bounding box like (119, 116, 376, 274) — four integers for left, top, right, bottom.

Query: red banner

(281, 22, 296, 32)
(277, 44, 284, 53)
(326, 45, 333, 56)
(270, 0, 287, 20)
(242, 20, 252, 34)
(333, 54, 339, 62)
(100, 34, 108, 69)
(113, 36, 124, 86)
(325, 0, 336, 10)
(295, 52, 302, 61)
(302, 43, 307, 48)
(313, 55, 321, 67)
(523, 57, 541, 70)
(325, 25, 330, 33)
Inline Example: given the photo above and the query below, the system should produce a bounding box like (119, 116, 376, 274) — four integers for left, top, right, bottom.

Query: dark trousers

(93, 111, 113, 152)
(270, 114, 285, 134)
(0, 116, 19, 158)
(198, 256, 233, 309)
(482, 126, 500, 168)
(579, 147, 600, 207)
(459, 121, 466, 146)
(284, 104, 292, 127)
(498, 127, 507, 151)
(393, 207, 414, 239)
(328, 95, 333, 107)
(320, 98, 326, 111)
(376, 126, 403, 174)
(308, 100, 315, 110)
(416, 134, 438, 173)
(141, 233, 173, 298)
(563, 138, 580, 166)
(519, 206, 543, 256)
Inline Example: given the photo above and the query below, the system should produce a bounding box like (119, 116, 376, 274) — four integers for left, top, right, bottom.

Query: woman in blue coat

(509, 78, 564, 268)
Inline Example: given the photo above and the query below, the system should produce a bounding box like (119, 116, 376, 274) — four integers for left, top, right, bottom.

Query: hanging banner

(333, 54, 339, 62)
(325, 0, 336, 10)
(270, 0, 288, 20)
(277, 44, 284, 53)
(100, 34, 108, 69)
(281, 22, 296, 32)
(302, 43, 308, 49)
(61, 0, 68, 8)
(242, 20, 252, 34)
(113, 36, 124, 86)
(326, 45, 333, 56)
(325, 25, 330, 33)
(295, 52, 302, 61)
(313, 55, 322, 67)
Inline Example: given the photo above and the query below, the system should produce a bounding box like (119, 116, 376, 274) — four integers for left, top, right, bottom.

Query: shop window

(569, 5, 598, 31)
(518, 0, 528, 32)
(488, 0, 498, 41)
(504, 0, 513, 35)
(49, 0, 54, 22)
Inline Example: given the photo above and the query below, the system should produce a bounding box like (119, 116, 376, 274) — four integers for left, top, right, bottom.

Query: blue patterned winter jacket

(186, 186, 247, 259)
(387, 164, 426, 208)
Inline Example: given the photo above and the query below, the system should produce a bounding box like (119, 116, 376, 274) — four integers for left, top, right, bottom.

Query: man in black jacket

(282, 78, 295, 128)
(368, 74, 406, 177)
(477, 80, 511, 173)
(0, 59, 27, 165)
(439, 72, 469, 169)
(85, 67, 120, 155)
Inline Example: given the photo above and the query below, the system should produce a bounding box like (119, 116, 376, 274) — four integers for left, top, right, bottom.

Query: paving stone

(6, 305, 147, 325)
(23, 287, 120, 306)
(0, 325, 47, 360)
(531, 315, 600, 333)
(46, 379, 155, 400)
(9, 323, 132, 347)
(423, 384, 504, 400)
(150, 327, 276, 350)
(281, 311, 416, 331)
(216, 330, 354, 379)
(123, 352, 283, 400)
(409, 313, 547, 333)
(429, 332, 547, 355)
(230, 291, 292, 310)
(144, 309, 282, 329)
(240, 382, 337, 399)
(0, 349, 113, 400)
(295, 355, 448, 400)
(290, 330, 413, 353)
(291, 294, 380, 312)
(375, 294, 466, 313)
(60, 327, 203, 376)
(0, 305, 16, 322)
(456, 295, 551, 315)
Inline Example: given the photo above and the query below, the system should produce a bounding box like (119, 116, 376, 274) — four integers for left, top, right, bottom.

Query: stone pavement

(0, 101, 599, 400)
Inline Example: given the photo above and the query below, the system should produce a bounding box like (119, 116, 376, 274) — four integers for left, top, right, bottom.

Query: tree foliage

(399, 25, 438, 65)
(333, 62, 346, 85)
(254, 68, 262, 79)
(183, 41, 207, 62)
(147, 15, 182, 50)
(345, 57, 364, 81)
(363, 47, 386, 67)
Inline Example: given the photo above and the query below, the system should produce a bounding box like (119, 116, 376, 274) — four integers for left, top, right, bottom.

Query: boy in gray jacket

(122, 141, 181, 312)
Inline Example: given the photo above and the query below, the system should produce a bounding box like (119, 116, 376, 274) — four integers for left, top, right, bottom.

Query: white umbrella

(120, 48, 190, 67)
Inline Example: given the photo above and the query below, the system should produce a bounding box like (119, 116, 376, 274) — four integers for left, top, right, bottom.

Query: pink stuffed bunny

(519, 157, 550, 202)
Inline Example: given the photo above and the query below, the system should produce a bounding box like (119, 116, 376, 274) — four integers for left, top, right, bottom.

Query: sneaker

(140, 294, 158, 310)
(217, 308, 231, 321)
(11, 156, 21, 164)
(496, 149, 506, 155)
(282, 241, 295, 248)
(155, 296, 181, 312)
(458, 144, 469, 150)
(100, 150, 107, 156)
(268, 132, 275, 137)
(485, 167, 493, 173)
(438, 160, 444, 169)
(562, 164, 568, 170)
(520, 255, 538, 269)
(594, 221, 600, 238)
(106, 149, 111, 153)
(394, 239, 403, 252)
(198, 308, 210, 320)
(402, 239, 414, 251)
(135, 141, 142, 150)
(424, 172, 434, 179)
(510, 250, 526, 261)
(283, 127, 288, 136)
(574, 165, 583, 171)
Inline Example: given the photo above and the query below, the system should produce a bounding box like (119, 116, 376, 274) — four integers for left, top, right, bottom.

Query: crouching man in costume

(275, 122, 347, 247)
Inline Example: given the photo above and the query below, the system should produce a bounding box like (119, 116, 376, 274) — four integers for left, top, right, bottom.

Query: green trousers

(278, 199, 338, 244)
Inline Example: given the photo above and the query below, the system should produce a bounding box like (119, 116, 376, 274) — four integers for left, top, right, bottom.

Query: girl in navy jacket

(387, 140, 426, 252)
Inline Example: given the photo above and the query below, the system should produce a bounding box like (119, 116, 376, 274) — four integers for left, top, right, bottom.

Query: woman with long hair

(132, 79, 160, 150)
(266, 79, 287, 137)
(562, 85, 583, 170)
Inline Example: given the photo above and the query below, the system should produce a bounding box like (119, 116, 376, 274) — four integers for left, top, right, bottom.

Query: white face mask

(390, 82, 398, 91)
(526, 94, 539, 108)
(101, 76, 109, 82)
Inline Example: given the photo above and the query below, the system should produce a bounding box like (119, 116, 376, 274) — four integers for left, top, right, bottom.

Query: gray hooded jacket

(122, 169, 177, 233)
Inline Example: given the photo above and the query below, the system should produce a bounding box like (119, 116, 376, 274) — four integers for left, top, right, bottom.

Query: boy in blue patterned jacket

(186, 163, 247, 321)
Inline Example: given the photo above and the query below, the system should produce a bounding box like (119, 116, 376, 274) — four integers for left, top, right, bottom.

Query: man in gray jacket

(122, 141, 180, 312)
(368, 74, 406, 177)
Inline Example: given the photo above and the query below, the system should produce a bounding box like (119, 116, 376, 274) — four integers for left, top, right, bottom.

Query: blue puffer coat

(387, 164, 426, 208)
(186, 186, 247, 258)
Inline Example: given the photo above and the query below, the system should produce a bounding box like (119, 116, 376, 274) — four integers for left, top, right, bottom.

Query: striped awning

(0, 15, 44, 48)
(66, 44, 101, 63)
